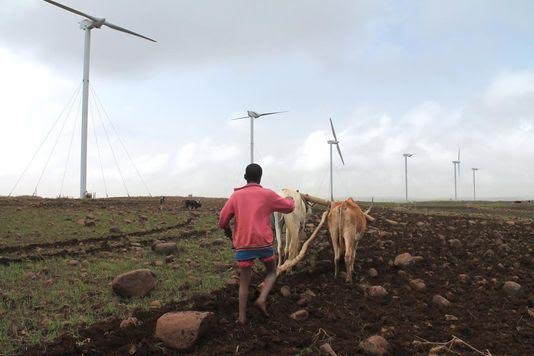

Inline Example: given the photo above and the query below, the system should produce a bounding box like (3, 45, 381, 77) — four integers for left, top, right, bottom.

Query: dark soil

(24, 208, 534, 355)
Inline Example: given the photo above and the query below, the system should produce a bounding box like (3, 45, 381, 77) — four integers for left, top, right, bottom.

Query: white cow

(274, 189, 311, 266)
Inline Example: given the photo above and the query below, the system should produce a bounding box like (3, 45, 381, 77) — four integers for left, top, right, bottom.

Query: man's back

(218, 183, 294, 250)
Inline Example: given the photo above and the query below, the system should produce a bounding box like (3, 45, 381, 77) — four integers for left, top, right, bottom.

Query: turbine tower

(472, 168, 479, 201)
(232, 110, 287, 163)
(402, 153, 414, 202)
(43, 0, 156, 198)
(327, 118, 345, 201)
(452, 148, 461, 200)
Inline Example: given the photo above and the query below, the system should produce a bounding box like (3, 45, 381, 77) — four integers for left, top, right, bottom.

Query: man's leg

(255, 258, 276, 317)
(238, 264, 252, 324)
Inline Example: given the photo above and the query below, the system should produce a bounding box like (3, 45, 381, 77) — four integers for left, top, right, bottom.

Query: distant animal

(159, 196, 166, 205)
(184, 199, 202, 210)
(327, 198, 372, 283)
(274, 189, 312, 266)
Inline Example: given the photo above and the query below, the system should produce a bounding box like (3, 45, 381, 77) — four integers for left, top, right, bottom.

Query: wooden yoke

(300, 193, 331, 207)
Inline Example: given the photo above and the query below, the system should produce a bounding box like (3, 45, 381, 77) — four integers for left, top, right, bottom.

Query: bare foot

(255, 299, 270, 317)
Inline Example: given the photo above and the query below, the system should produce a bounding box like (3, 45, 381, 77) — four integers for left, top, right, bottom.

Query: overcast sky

(1, 0, 533, 200)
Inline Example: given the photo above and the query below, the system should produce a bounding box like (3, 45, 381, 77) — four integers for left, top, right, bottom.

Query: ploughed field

(0, 198, 533, 355)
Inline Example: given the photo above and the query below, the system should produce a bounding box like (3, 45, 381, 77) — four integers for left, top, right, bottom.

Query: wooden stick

(300, 193, 331, 207)
(277, 211, 329, 276)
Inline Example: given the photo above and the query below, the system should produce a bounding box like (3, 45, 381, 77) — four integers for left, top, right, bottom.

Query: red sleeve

(270, 191, 295, 214)
(218, 195, 235, 229)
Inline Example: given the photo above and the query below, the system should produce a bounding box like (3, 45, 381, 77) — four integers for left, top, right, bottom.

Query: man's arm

(271, 192, 295, 214)
(218, 196, 235, 229)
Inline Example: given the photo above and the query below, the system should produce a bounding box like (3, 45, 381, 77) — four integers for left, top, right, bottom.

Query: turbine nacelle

(403, 153, 414, 158)
(327, 140, 339, 145)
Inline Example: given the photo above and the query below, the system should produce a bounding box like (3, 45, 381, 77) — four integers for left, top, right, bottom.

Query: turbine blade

(103, 21, 156, 42)
(256, 111, 288, 118)
(231, 116, 249, 120)
(329, 118, 338, 142)
(43, 0, 98, 21)
(336, 144, 345, 165)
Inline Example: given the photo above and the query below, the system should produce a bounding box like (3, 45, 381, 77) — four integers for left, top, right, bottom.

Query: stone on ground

(290, 309, 309, 321)
(502, 281, 522, 296)
(155, 311, 214, 350)
(120, 317, 139, 328)
(394, 252, 422, 268)
(280, 285, 292, 297)
(409, 279, 426, 291)
(153, 242, 178, 255)
(359, 335, 390, 355)
(368, 285, 388, 298)
(320, 342, 337, 356)
(432, 294, 451, 308)
(368, 268, 379, 278)
(112, 269, 156, 297)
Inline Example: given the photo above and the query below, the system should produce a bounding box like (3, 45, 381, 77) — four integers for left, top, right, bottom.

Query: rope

(9, 83, 82, 196)
(90, 85, 152, 197)
(91, 101, 109, 198)
(58, 94, 81, 197)
(33, 85, 82, 196)
(91, 91, 130, 197)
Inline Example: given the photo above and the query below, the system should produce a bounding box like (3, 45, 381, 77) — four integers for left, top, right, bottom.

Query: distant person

(218, 163, 295, 324)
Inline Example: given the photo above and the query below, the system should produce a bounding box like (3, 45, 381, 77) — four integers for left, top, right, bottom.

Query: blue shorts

(235, 247, 275, 268)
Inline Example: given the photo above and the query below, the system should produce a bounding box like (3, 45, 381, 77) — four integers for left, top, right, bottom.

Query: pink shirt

(218, 183, 295, 251)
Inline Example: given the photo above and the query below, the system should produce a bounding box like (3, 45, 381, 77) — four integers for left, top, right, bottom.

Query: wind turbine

(472, 168, 480, 201)
(452, 148, 461, 200)
(402, 153, 414, 202)
(327, 118, 345, 201)
(43, 0, 156, 198)
(232, 110, 287, 163)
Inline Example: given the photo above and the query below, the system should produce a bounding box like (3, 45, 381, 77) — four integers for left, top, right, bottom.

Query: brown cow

(327, 198, 372, 283)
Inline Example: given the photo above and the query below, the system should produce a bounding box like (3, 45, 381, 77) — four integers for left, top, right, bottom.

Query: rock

(502, 281, 522, 297)
(320, 342, 337, 356)
(368, 268, 379, 278)
(297, 289, 316, 306)
(110, 226, 122, 234)
(149, 300, 162, 309)
(84, 220, 96, 227)
(394, 253, 422, 268)
(368, 286, 388, 298)
(209, 238, 226, 246)
(359, 335, 390, 356)
(409, 279, 426, 291)
(153, 242, 178, 255)
(165, 256, 175, 264)
(112, 269, 156, 297)
(153, 260, 164, 267)
(458, 274, 470, 284)
(416, 221, 425, 227)
(120, 317, 139, 328)
(290, 309, 309, 321)
(432, 295, 451, 308)
(280, 285, 292, 297)
(445, 314, 458, 321)
(385, 219, 398, 226)
(528, 308, 534, 319)
(66, 259, 79, 266)
(484, 249, 495, 258)
(505, 220, 515, 225)
(155, 311, 214, 350)
(448, 239, 462, 249)
(76, 218, 86, 226)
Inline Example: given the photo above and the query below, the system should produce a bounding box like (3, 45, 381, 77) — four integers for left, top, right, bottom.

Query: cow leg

(344, 233, 355, 283)
(329, 224, 340, 279)
(274, 213, 283, 266)
(284, 226, 290, 260)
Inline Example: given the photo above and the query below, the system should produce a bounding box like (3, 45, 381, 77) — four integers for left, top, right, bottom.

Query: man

(218, 163, 295, 324)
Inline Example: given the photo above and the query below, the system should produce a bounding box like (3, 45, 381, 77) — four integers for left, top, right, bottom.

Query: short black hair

(244, 163, 262, 183)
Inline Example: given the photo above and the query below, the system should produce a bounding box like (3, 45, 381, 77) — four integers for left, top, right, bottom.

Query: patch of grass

(0, 225, 233, 355)
(0, 206, 190, 247)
